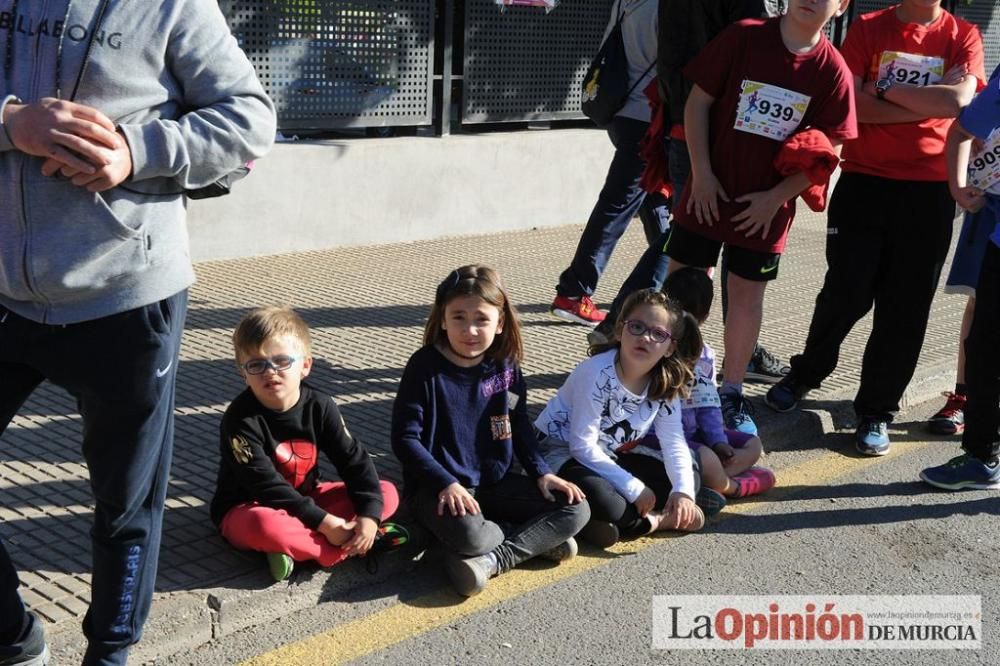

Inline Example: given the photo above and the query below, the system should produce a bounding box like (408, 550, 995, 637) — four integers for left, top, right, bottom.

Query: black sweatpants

(0, 291, 187, 665)
(963, 241, 1000, 463)
(789, 173, 955, 421)
(559, 453, 696, 540)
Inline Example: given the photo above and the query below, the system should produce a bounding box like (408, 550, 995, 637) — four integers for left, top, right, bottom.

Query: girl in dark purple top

(391, 265, 589, 597)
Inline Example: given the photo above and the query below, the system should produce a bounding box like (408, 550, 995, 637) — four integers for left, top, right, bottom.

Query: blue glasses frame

(241, 355, 299, 375)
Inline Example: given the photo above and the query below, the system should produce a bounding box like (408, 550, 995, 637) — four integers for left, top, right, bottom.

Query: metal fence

(221, 0, 434, 130)
(221, 0, 1000, 133)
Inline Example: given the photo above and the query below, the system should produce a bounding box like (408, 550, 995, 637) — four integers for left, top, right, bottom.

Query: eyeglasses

(623, 319, 673, 344)
(241, 355, 299, 375)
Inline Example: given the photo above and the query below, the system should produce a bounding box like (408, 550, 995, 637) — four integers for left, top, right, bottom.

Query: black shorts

(663, 224, 782, 282)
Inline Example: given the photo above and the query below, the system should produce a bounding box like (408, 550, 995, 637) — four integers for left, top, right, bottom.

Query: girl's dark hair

(588, 288, 702, 402)
(663, 267, 714, 324)
(423, 264, 524, 363)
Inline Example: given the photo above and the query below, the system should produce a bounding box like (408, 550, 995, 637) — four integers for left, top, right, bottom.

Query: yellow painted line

(242, 442, 928, 666)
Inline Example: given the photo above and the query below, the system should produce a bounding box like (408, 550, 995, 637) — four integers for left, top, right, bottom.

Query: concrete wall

(186, 128, 616, 262)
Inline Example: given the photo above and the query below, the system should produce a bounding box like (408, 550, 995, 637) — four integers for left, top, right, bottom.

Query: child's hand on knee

(343, 516, 378, 556)
(664, 492, 698, 530)
(438, 483, 480, 517)
(711, 441, 736, 466)
(537, 473, 586, 504)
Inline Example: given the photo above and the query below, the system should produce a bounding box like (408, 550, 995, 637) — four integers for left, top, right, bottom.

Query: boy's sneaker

(730, 467, 776, 498)
(720, 391, 758, 436)
(539, 536, 578, 563)
(364, 522, 412, 574)
(551, 294, 606, 326)
(927, 392, 966, 435)
(445, 552, 498, 597)
(0, 612, 50, 666)
(266, 552, 294, 582)
(745, 346, 790, 383)
(765, 373, 810, 412)
(578, 520, 620, 548)
(919, 453, 1000, 490)
(695, 486, 727, 517)
(371, 522, 409, 554)
(855, 419, 890, 457)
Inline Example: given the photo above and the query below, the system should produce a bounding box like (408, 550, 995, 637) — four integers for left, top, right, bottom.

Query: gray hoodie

(0, 0, 276, 324)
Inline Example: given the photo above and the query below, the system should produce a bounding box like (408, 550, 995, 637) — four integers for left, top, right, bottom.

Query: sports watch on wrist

(874, 78, 893, 101)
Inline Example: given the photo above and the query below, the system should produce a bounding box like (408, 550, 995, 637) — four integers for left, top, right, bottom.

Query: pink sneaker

(730, 467, 776, 498)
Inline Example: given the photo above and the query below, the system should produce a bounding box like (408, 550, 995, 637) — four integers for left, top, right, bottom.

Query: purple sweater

(681, 343, 728, 446)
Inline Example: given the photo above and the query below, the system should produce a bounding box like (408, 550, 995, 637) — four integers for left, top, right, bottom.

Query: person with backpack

(550, 0, 669, 328)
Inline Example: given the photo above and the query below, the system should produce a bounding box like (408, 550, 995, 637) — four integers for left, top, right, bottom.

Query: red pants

(219, 480, 399, 567)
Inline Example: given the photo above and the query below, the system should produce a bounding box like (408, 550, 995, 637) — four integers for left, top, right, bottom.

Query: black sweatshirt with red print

(210, 384, 384, 529)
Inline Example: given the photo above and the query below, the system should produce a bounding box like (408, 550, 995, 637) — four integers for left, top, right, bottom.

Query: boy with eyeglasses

(210, 306, 402, 582)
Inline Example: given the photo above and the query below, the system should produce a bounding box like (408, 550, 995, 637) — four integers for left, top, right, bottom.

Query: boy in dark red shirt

(666, 0, 857, 435)
(767, 0, 984, 456)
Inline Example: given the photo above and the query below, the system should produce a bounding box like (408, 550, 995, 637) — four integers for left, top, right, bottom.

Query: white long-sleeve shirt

(534, 349, 696, 502)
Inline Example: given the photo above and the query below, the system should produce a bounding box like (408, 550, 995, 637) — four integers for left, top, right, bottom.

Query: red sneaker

(927, 392, 966, 435)
(730, 467, 776, 498)
(550, 294, 606, 326)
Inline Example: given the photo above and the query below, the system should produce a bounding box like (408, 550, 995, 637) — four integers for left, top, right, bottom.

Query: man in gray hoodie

(0, 1, 276, 664)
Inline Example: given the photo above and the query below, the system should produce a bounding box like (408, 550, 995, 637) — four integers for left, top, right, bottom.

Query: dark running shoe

(765, 373, 811, 412)
(364, 522, 411, 574)
(855, 419, 890, 456)
(720, 391, 758, 436)
(0, 612, 49, 666)
(920, 453, 1000, 490)
(927, 392, 966, 435)
(745, 345, 791, 383)
(695, 486, 727, 517)
(578, 521, 620, 548)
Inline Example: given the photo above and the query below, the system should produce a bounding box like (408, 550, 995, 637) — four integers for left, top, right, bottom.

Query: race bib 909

(878, 51, 944, 87)
(733, 80, 810, 141)
(968, 128, 1000, 194)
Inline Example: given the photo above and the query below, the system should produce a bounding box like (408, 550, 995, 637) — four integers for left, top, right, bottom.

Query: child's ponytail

(651, 304, 702, 402)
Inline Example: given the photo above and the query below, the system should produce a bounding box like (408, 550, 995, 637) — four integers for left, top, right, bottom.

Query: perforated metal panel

(462, 0, 612, 124)
(222, 0, 434, 130)
(955, 2, 1000, 75)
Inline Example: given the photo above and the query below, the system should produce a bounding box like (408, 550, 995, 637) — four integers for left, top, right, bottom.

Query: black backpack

(580, 0, 655, 127)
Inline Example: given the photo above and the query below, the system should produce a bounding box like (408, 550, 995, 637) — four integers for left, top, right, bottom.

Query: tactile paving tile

(0, 207, 967, 628)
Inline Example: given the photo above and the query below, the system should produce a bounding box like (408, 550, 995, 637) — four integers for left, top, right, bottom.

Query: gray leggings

(407, 473, 590, 572)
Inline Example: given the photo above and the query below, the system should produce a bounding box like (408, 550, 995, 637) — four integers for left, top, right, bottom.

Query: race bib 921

(878, 51, 944, 87)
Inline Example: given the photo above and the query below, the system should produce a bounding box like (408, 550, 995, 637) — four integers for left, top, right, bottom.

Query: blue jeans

(601, 138, 690, 326)
(0, 291, 188, 665)
(556, 116, 670, 298)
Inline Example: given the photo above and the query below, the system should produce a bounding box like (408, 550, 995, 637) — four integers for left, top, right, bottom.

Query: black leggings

(559, 454, 692, 540)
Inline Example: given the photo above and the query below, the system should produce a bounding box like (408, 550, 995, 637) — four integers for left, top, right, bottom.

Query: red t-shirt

(839, 7, 985, 181)
(674, 18, 857, 253)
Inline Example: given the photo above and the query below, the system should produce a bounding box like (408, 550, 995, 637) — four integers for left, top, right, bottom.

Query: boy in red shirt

(766, 0, 984, 456)
(666, 0, 857, 435)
